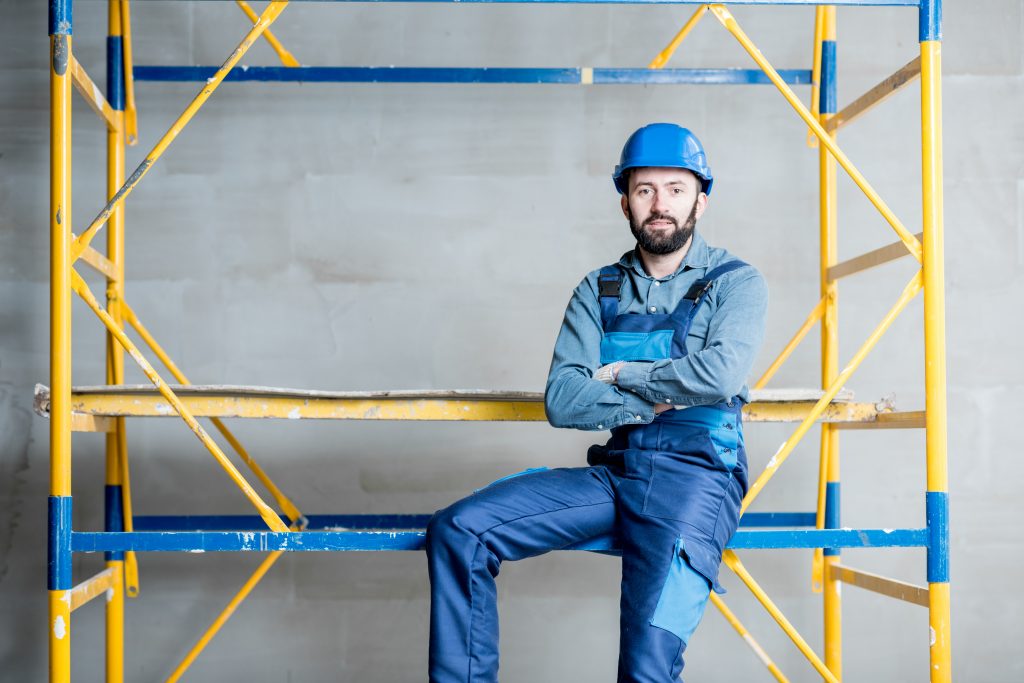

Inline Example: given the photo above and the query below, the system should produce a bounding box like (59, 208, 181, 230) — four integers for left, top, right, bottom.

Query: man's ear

(694, 192, 709, 221)
(620, 195, 630, 219)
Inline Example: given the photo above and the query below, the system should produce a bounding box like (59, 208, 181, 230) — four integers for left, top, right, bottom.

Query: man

(426, 123, 768, 683)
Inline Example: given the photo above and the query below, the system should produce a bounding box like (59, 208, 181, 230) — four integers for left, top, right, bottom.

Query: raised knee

(426, 505, 455, 544)
(426, 499, 477, 550)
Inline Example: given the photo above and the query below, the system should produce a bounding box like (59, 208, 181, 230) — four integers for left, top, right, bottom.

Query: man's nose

(651, 189, 670, 213)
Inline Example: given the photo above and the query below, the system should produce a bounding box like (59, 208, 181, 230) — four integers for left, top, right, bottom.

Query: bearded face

(622, 167, 706, 257)
(627, 200, 699, 255)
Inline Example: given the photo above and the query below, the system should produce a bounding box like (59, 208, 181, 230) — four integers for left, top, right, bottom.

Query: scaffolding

(44, 0, 949, 680)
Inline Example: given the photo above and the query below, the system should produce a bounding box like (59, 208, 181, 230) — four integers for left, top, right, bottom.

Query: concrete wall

(1, 0, 1020, 679)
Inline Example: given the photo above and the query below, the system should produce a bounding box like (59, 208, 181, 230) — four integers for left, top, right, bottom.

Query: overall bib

(426, 261, 750, 683)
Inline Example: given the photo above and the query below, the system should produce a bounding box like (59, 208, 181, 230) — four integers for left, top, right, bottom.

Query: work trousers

(426, 428, 746, 683)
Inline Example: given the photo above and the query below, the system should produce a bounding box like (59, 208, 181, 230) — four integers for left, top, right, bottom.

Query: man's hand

(597, 364, 672, 413)
(594, 361, 626, 384)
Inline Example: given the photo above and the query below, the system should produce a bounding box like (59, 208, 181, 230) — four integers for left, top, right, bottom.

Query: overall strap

(597, 265, 623, 330)
(671, 259, 750, 328)
(681, 259, 750, 306)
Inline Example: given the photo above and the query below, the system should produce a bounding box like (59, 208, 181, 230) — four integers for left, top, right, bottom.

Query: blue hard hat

(612, 123, 714, 196)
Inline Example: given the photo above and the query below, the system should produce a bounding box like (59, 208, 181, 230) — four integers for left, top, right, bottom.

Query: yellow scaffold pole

(920, 2, 952, 677)
(813, 8, 843, 679)
(806, 6, 824, 148)
(105, 3, 130, 677)
(71, 1, 290, 261)
(114, 408, 140, 599)
(49, 8, 73, 681)
(119, 0, 138, 145)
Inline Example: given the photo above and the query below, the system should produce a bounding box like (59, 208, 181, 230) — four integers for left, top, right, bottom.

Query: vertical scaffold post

(920, 0, 951, 681)
(105, 1, 127, 680)
(48, 1, 73, 681)
(817, 7, 842, 680)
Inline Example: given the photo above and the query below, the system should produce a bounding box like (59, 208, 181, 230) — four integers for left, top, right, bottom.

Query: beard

(628, 200, 699, 255)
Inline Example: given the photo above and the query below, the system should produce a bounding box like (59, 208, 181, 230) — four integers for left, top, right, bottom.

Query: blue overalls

(426, 261, 751, 683)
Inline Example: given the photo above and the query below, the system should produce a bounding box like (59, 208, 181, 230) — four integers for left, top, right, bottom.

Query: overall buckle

(598, 276, 622, 298)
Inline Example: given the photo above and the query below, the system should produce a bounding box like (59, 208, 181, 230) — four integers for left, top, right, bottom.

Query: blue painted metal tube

(70, 527, 928, 553)
(104, 485, 125, 561)
(819, 40, 837, 114)
(823, 481, 841, 556)
(164, 0, 919, 5)
(132, 66, 813, 86)
(926, 491, 949, 582)
(135, 66, 580, 84)
(48, 496, 73, 590)
(49, 0, 72, 36)
(740, 511, 818, 527)
(107, 36, 125, 111)
(596, 68, 812, 84)
(919, 0, 942, 41)
(729, 528, 925, 550)
(131, 511, 818, 531)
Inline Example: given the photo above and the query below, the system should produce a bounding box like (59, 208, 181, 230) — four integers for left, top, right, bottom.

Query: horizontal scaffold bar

(36, 384, 895, 424)
(827, 232, 924, 282)
(825, 55, 921, 134)
(829, 563, 929, 607)
(835, 410, 925, 429)
(133, 511, 819, 531)
(70, 57, 120, 132)
(134, 66, 812, 86)
(71, 528, 928, 553)
(69, 567, 118, 612)
(74, 242, 118, 281)
(159, 0, 920, 6)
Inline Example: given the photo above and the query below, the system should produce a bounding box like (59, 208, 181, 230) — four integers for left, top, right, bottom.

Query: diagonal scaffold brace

(708, 4, 923, 264)
(71, 269, 289, 533)
(70, 0, 291, 264)
(122, 297, 308, 678)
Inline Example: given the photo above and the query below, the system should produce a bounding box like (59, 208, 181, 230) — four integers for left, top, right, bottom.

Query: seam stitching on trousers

(477, 500, 616, 541)
(465, 541, 483, 683)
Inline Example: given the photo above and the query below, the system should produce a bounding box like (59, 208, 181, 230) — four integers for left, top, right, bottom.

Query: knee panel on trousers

(650, 538, 712, 645)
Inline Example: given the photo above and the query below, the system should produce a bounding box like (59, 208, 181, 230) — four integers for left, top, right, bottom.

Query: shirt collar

(618, 230, 711, 280)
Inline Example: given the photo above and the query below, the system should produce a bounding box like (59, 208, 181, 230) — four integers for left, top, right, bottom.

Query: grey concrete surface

(1, 0, 1021, 680)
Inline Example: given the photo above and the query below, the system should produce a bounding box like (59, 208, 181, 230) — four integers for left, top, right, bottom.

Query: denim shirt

(545, 231, 768, 431)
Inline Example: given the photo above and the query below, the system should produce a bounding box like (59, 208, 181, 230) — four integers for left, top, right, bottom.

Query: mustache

(642, 212, 679, 228)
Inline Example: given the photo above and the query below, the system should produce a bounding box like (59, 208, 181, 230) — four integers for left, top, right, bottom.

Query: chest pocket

(596, 260, 749, 366)
(600, 329, 674, 365)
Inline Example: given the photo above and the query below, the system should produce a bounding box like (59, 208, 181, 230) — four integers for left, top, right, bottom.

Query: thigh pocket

(643, 449, 728, 536)
(660, 413, 740, 472)
(650, 537, 712, 645)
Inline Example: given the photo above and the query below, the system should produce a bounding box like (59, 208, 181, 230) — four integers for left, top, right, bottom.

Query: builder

(426, 123, 768, 683)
